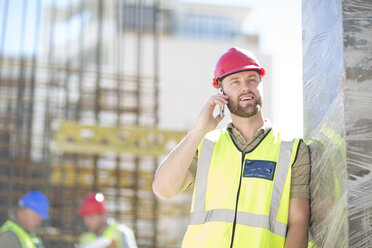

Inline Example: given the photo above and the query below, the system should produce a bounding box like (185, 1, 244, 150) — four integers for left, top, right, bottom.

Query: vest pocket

(243, 160, 276, 180)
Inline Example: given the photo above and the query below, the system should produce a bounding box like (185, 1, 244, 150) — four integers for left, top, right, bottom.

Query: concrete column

(302, 0, 371, 247)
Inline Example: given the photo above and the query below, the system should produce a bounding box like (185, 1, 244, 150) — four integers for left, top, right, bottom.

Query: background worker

(78, 192, 137, 248)
(0, 190, 50, 248)
(153, 47, 310, 247)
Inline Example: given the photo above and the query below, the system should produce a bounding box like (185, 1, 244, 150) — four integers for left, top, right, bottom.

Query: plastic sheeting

(302, 0, 372, 247)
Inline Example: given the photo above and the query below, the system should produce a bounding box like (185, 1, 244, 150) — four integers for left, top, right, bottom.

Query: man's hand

(152, 93, 228, 199)
(193, 93, 229, 133)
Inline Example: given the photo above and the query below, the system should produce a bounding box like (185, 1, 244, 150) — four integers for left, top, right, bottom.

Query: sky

(184, 0, 304, 139)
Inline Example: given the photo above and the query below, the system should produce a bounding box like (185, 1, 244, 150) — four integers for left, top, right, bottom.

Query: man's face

(83, 214, 106, 233)
(221, 70, 263, 118)
(20, 208, 43, 233)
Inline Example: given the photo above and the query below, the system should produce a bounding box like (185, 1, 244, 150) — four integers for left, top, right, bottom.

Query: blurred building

(0, 0, 270, 247)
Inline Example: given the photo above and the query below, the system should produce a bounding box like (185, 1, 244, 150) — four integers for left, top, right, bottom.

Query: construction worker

(153, 47, 310, 247)
(78, 193, 137, 248)
(0, 190, 50, 248)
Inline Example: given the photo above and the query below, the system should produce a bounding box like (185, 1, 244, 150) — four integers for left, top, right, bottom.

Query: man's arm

(152, 94, 228, 199)
(152, 128, 205, 199)
(285, 197, 310, 248)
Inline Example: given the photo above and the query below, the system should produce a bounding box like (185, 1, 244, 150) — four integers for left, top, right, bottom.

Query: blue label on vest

(243, 160, 276, 180)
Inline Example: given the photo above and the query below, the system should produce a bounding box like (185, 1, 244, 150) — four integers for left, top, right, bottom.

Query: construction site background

(0, 0, 268, 247)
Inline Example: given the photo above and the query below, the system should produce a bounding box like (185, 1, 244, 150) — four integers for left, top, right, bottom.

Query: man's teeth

(241, 97, 253, 100)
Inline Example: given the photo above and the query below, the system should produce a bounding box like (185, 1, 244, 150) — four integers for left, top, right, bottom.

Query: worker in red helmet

(153, 47, 310, 247)
(0, 191, 50, 248)
(78, 193, 137, 248)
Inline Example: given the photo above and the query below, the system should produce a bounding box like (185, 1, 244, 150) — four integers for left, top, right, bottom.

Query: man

(78, 192, 137, 248)
(0, 191, 50, 248)
(152, 47, 310, 247)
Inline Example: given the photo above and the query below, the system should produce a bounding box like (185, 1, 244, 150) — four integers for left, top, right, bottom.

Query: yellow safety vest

(0, 220, 40, 248)
(79, 223, 122, 247)
(182, 127, 301, 248)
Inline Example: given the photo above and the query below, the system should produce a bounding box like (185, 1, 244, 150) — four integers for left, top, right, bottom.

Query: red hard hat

(212, 47, 266, 89)
(78, 193, 107, 216)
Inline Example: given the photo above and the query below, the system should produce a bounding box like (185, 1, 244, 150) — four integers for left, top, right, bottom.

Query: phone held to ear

(218, 88, 225, 119)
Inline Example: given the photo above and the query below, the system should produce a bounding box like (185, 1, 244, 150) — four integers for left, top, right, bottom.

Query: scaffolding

(0, 0, 189, 247)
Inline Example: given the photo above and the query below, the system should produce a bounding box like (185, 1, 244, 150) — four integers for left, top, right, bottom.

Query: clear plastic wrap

(302, 0, 372, 247)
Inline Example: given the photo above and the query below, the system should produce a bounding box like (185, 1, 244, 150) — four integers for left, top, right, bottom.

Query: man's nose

(240, 81, 252, 92)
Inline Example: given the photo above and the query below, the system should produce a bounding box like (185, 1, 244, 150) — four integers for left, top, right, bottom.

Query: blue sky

(0, 0, 88, 55)
(0, 0, 39, 56)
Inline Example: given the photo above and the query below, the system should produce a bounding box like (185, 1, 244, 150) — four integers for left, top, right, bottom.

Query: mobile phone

(218, 88, 225, 119)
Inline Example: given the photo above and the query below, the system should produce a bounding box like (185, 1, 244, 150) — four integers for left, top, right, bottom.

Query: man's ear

(218, 87, 224, 95)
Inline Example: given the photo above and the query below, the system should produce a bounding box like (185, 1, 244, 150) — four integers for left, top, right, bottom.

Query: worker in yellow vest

(153, 47, 310, 247)
(78, 193, 137, 248)
(0, 191, 50, 248)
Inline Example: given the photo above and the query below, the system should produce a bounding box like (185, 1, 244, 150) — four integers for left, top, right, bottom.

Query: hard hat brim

(220, 65, 265, 80)
(212, 66, 265, 89)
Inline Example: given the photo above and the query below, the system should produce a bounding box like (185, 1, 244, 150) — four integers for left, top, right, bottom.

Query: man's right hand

(152, 93, 228, 199)
(193, 93, 229, 133)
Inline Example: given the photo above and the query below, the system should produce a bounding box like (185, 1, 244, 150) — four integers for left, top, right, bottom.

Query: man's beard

(227, 95, 262, 118)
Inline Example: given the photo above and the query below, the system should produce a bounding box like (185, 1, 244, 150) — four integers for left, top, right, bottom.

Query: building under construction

(0, 0, 266, 247)
(0, 0, 190, 247)
(3, 0, 370, 247)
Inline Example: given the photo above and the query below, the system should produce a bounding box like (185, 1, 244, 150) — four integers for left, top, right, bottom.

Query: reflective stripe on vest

(80, 223, 123, 247)
(103, 224, 124, 247)
(0, 220, 37, 248)
(190, 138, 294, 237)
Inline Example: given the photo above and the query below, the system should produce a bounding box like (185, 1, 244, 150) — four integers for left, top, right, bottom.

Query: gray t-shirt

(0, 230, 22, 248)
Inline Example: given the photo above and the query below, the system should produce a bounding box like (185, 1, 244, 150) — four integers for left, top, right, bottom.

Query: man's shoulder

(281, 137, 308, 158)
(205, 127, 228, 141)
(110, 223, 138, 247)
(0, 230, 22, 247)
(0, 229, 19, 239)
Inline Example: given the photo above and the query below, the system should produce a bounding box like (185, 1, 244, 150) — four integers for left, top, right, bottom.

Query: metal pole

(26, 0, 42, 170)
(93, 0, 104, 193)
(41, 5, 57, 246)
(115, 0, 124, 221)
(132, 0, 144, 236)
(0, 0, 9, 84)
(60, 0, 73, 246)
(72, 0, 87, 239)
(0, 0, 12, 212)
(63, 0, 73, 120)
(152, 2, 161, 246)
(10, 0, 29, 200)
(75, 0, 86, 121)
